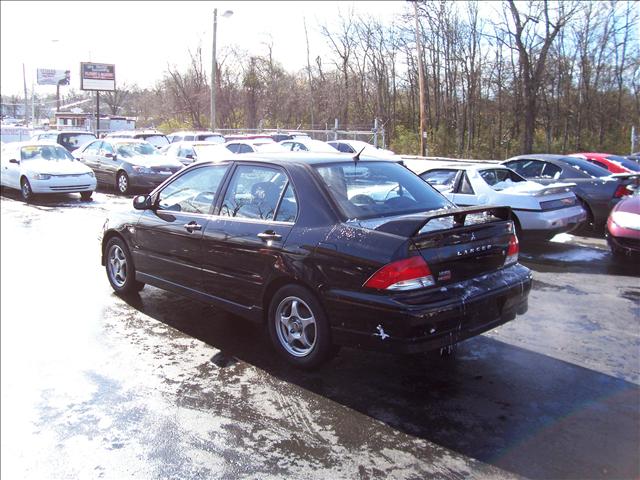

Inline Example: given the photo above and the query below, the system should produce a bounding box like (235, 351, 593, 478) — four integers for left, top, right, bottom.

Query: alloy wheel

(108, 244, 128, 287)
(275, 296, 317, 357)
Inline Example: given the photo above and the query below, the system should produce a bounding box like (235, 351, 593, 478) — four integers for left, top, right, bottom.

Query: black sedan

(503, 154, 638, 229)
(100, 153, 532, 368)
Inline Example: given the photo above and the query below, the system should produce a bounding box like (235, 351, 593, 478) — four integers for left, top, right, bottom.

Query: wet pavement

(1, 188, 639, 479)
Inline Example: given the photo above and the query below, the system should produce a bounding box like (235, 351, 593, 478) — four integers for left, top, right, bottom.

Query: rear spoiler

(533, 183, 576, 196)
(374, 205, 513, 237)
(608, 173, 640, 185)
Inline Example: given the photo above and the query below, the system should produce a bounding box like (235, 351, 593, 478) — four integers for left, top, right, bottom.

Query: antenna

(353, 146, 366, 165)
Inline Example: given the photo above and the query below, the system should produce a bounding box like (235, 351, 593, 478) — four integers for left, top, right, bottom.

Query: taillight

(614, 185, 632, 198)
(504, 234, 519, 266)
(364, 256, 435, 291)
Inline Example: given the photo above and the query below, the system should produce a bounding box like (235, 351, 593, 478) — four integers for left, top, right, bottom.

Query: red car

(571, 153, 640, 174)
(606, 191, 640, 257)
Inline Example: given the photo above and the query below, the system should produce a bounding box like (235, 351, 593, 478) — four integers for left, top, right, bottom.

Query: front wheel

(116, 171, 130, 195)
(267, 285, 333, 369)
(20, 177, 34, 202)
(105, 237, 145, 294)
(80, 191, 93, 201)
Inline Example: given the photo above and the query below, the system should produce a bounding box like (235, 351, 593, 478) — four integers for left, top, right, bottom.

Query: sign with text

(37, 68, 70, 86)
(80, 62, 115, 91)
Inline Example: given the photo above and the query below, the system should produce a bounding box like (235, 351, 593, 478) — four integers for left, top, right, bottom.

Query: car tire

(20, 177, 34, 202)
(80, 191, 93, 201)
(105, 237, 145, 295)
(116, 171, 130, 195)
(268, 285, 333, 369)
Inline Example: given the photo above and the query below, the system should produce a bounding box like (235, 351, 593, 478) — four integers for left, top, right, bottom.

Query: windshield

(115, 142, 158, 157)
(479, 168, 527, 190)
(314, 161, 451, 220)
(140, 134, 169, 147)
(606, 155, 640, 172)
(21, 144, 74, 161)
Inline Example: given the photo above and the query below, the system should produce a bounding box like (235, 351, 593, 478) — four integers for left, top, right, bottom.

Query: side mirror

(105, 153, 115, 159)
(185, 154, 194, 160)
(9, 159, 19, 164)
(133, 194, 153, 210)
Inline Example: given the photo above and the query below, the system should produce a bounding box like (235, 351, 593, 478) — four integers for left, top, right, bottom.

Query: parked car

(606, 189, 640, 257)
(327, 139, 396, 159)
(627, 152, 640, 163)
(104, 130, 170, 149)
(75, 138, 183, 194)
(223, 139, 287, 154)
(167, 130, 225, 144)
(279, 138, 340, 153)
(405, 160, 586, 240)
(0, 140, 96, 201)
(160, 141, 228, 166)
(503, 154, 638, 229)
(223, 134, 274, 142)
(269, 132, 311, 142)
(100, 152, 532, 368)
(31, 130, 97, 153)
(570, 152, 640, 174)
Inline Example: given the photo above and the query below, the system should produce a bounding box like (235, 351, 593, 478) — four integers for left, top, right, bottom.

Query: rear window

(478, 168, 526, 190)
(199, 135, 225, 143)
(315, 161, 451, 220)
(59, 133, 96, 150)
(139, 134, 169, 148)
(560, 157, 611, 178)
(606, 155, 640, 172)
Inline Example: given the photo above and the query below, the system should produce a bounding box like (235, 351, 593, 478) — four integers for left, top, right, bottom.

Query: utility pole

(413, 1, 427, 157)
(211, 8, 218, 132)
(22, 63, 29, 126)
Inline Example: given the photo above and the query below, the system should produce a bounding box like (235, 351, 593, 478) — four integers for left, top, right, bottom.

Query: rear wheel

(116, 171, 130, 195)
(105, 237, 145, 294)
(268, 285, 333, 369)
(20, 177, 34, 202)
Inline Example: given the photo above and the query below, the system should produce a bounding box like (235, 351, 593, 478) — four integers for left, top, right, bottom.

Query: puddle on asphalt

(619, 288, 640, 303)
(533, 280, 587, 295)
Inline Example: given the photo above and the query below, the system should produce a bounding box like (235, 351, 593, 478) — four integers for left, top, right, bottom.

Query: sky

(1, 1, 411, 97)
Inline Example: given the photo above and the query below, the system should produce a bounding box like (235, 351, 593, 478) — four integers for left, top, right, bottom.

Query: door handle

(257, 231, 282, 242)
(184, 221, 202, 232)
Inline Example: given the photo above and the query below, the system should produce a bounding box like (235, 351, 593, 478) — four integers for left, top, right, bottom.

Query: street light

(211, 8, 233, 132)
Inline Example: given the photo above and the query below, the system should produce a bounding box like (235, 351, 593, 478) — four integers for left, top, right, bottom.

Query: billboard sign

(80, 62, 115, 91)
(37, 68, 70, 86)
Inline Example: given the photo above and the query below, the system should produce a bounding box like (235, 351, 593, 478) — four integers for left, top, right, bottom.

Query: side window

(281, 142, 294, 151)
(458, 172, 474, 194)
(238, 144, 254, 154)
(275, 183, 298, 222)
(420, 169, 458, 192)
(337, 143, 355, 153)
(220, 165, 288, 221)
(587, 159, 605, 169)
(101, 143, 115, 155)
(157, 164, 229, 214)
(84, 140, 102, 155)
(226, 143, 240, 153)
(184, 135, 195, 141)
(541, 163, 562, 179)
(292, 142, 308, 152)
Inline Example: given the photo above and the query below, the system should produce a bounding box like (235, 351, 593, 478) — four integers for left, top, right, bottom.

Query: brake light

(364, 256, 435, 291)
(614, 185, 632, 198)
(504, 234, 519, 266)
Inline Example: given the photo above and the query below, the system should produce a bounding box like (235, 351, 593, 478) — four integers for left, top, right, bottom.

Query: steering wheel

(350, 194, 376, 205)
(384, 196, 417, 208)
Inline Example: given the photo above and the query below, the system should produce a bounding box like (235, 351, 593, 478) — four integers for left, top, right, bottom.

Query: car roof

(102, 137, 147, 144)
(170, 130, 223, 135)
(506, 154, 577, 162)
(192, 151, 402, 167)
(6, 140, 64, 148)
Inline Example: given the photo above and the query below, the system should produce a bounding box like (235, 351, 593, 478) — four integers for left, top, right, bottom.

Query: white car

(327, 139, 396, 159)
(279, 138, 340, 153)
(404, 160, 587, 240)
(160, 140, 227, 165)
(1, 141, 97, 202)
(222, 139, 288, 154)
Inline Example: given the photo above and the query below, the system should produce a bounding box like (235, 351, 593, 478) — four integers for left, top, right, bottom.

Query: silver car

(76, 138, 184, 194)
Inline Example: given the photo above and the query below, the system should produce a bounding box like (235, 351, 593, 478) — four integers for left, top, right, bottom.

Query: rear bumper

(323, 264, 532, 354)
(515, 206, 586, 236)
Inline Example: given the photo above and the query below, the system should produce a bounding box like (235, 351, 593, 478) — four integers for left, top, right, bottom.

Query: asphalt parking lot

(1, 188, 638, 479)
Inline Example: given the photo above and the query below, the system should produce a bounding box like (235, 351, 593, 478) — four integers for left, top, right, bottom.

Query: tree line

(4, 1, 638, 158)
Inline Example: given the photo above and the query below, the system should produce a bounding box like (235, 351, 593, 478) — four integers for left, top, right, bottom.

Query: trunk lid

(374, 206, 515, 285)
